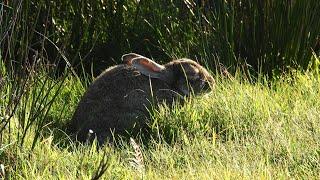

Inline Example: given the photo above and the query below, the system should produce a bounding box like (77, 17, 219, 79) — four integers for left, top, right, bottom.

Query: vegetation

(1, 0, 320, 179)
(1, 61, 320, 178)
(2, 0, 320, 74)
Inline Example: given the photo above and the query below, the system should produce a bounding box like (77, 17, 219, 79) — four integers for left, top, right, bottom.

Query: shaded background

(1, 0, 320, 76)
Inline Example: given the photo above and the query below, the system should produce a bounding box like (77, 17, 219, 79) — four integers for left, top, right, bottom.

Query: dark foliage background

(1, 0, 320, 76)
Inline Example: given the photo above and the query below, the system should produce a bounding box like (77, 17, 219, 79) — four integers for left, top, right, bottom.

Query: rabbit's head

(122, 53, 214, 96)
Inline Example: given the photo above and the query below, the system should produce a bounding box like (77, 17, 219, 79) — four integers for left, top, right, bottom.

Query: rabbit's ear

(122, 53, 145, 64)
(130, 57, 166, 79)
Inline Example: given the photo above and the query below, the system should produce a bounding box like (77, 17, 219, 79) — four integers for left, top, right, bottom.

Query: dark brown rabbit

(68, 53, 214, 144)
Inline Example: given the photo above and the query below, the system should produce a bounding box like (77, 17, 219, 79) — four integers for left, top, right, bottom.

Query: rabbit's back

(69, 64, 175, 142)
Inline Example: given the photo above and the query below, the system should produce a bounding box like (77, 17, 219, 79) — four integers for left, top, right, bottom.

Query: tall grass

(1, 59, 320, 178)
(1, 1, 319, 74)
(1, 0, 320, 179)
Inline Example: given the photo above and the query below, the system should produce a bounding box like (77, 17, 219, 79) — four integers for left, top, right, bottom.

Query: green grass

(1, 60, 320, 179)
(2, 0, 320, 74)
(1, 0, 320, 179)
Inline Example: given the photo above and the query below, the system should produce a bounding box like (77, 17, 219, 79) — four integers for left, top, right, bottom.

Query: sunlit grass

(1, 0, 320, 179)
(1, 62, 319, 178)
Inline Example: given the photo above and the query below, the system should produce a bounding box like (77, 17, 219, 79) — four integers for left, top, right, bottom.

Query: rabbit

(68, 53, 214, 144)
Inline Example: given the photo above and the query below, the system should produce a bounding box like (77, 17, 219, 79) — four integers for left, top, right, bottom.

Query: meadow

(1, 0, 320, 179)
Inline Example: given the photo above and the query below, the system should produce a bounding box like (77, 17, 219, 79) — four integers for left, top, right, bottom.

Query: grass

(0, 59, 320, 179)
(1, 0, 320, 179)
(2, 0, 320, 75)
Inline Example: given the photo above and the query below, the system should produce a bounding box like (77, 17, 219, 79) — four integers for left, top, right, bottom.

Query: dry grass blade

(0, 164, 5, 178)
(129, 137, 145, 173)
